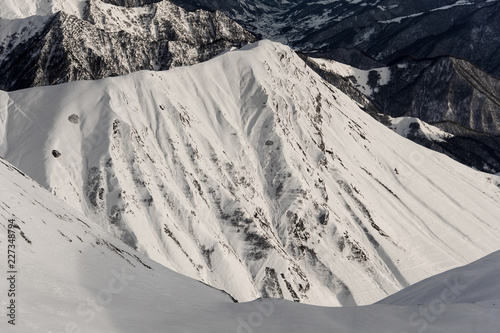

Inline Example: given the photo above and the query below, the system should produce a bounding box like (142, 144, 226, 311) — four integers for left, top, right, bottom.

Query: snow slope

(390, 117, 453, 143)
(379, 249, 500, 307)
(1, 40, 500, 306)
(0, 0, 87, 19)
(0, 156, 232, 332)
(308, 56, 391, 96)
(306, 54, 500, 174)
(0, 155, 499, 333)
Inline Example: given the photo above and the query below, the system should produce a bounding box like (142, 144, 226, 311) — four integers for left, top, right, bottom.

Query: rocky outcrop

(0, 0, 256, 91)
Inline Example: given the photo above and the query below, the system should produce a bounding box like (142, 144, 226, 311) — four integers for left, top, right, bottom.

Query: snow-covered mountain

(3, 1, 499, 177)
(1, 153, 499, 332)
(306, 55, 500, 174)
(2, 40, 500, 306)
(0, 0, 255, 91)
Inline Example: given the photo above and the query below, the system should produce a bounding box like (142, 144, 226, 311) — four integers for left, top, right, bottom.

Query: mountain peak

(2, 39, 500, 306)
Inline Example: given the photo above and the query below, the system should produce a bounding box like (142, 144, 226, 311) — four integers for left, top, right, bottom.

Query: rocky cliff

(0, 0, 256, 91)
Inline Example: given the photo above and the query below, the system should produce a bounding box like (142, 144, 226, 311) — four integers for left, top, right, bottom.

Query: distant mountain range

(172, 0, 500, 76)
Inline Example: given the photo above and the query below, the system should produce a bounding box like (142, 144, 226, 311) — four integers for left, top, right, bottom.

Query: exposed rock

(373, 56, 500, 136)
(68, 114, 80, 124)
(0, 0, 256, 91)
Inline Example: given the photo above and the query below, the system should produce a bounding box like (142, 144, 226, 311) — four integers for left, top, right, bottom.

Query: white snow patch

(380, 12, 424, 24)
(431, 0, 474, 12)
(309, 57, 391, 96)
(391, 117, 453, 142)
(0, 0, 86, 19)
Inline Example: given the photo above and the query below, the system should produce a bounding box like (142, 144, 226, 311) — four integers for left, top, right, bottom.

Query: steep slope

(1, 154, 499, 332)
(1, 40, 500, 306)
(0, 156, 234, 332)
(307, 55, 500, 173)
(0, 0, 256, 91)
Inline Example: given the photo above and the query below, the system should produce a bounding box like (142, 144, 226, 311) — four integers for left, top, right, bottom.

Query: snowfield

(0, 0, 85, 19)
(390, 116, 454, 142)
(1, 40, 500, 308)
(0, 155, 499, 332)
(308, 56, 391, 96)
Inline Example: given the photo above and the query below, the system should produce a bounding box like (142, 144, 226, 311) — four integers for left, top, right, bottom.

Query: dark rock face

(317, 1, 500, 77)
(420, 129, 500, 174)
(0, 0, 256, 91)
(101, 0, 164, 6)
(373, 57, 500, 136)
(171, 0, 301, 16)
(173, 0, 500, 76)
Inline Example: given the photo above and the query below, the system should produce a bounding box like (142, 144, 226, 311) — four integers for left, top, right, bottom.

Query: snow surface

(0, 0, 85, 19)
(0, 155, 499, 332)
(308, 57, 390, 96)
(379, 249, 500, 307)
(1, 40, 500, 308)
(391, 117, 454, 142)
(0, 15, 53, 64)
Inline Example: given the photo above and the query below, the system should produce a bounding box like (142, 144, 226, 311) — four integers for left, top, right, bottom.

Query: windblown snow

(1, 40, 500, 308)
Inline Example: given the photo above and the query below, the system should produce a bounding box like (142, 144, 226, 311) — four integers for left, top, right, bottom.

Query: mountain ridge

(0, 0, 256, 91)
(2, 40, 500, 306)
(306, 53, 500, 173)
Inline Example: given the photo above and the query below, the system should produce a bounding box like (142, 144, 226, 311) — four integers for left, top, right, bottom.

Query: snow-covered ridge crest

(1, 40, 500, 306)
(84, 0, 249, 38)
(390, 117, 453, 143)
